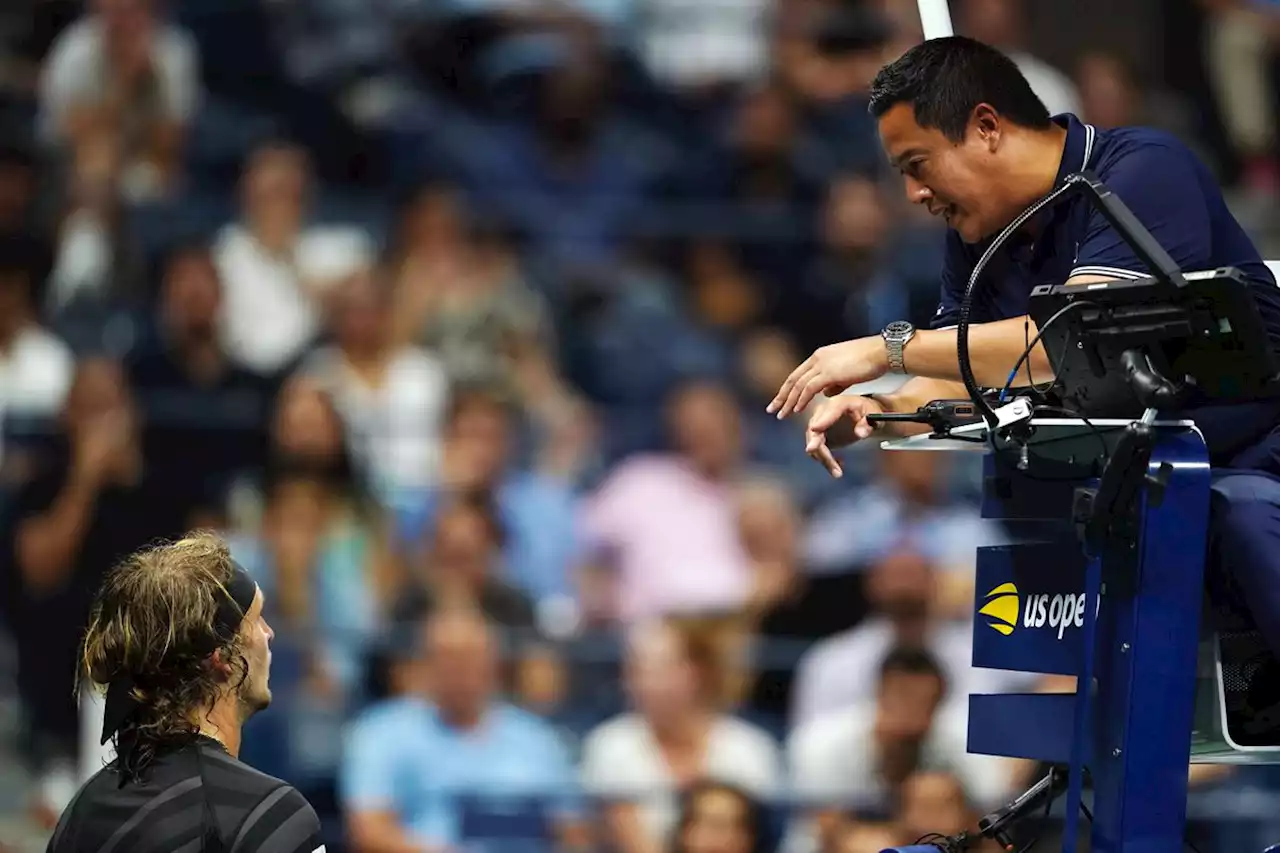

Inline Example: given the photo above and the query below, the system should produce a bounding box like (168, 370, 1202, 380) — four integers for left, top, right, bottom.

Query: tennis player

(46, 533, 324, 853)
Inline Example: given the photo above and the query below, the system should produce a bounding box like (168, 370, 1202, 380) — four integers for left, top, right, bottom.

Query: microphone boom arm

(880, 767, 1069, 853)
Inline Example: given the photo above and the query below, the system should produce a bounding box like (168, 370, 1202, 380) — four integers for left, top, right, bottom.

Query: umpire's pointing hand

(767, 337, 889, 419)
(805, 395, 886, 478)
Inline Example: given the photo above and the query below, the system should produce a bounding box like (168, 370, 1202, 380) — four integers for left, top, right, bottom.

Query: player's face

(878, 102, 1004, 243)
(237, 590, 274, 719)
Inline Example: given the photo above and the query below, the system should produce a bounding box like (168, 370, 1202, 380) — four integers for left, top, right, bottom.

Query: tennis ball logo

(979, 582, 1020, 636)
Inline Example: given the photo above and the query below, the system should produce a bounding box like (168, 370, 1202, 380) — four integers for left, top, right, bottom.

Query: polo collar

(1053, 113, 1097, 187)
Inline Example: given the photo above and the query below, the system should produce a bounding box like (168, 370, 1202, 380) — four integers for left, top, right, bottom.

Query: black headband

(100, 560, 259, 746)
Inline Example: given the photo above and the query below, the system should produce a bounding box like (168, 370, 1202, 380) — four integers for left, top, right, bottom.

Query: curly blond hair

(80, 532, 250, 778)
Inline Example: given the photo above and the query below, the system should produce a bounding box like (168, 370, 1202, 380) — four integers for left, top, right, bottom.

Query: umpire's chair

(1190, 261, 1280, 760)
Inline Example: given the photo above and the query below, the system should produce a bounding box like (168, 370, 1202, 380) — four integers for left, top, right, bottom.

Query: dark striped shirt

(47, 736, 323, 853)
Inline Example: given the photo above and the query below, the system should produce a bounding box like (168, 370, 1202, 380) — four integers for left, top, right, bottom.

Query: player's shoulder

(196, 739, 299, 801)
(226, 783, 324, 853)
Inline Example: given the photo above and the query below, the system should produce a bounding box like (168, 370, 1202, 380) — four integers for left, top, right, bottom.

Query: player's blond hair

(80, 532, 249, 777)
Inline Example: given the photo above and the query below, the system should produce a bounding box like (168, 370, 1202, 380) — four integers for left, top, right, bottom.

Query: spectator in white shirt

(790, 550, 1034, 728)
(213, 141, 375, 376)
(0, 236, 73, 469)
(39, 0, 200, 201)
(303, 268, 449, 498)
(581, 619, 781, 853)
(788, 648, 1012, 853)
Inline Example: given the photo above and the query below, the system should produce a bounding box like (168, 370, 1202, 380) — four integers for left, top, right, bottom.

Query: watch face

(885, 321, 914, 338)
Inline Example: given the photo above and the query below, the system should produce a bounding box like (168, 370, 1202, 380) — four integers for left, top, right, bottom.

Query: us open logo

(979, 583, 1090, 640)
(979, 583, 1020, 635)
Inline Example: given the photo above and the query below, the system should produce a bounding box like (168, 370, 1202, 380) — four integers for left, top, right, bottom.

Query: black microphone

(977, 768, 1069, 849)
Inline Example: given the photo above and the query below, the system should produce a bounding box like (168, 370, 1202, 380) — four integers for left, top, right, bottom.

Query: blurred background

(1, 0, 1280, 851)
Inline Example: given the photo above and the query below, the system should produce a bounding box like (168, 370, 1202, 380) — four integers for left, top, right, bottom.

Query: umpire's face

(237, 589, 275, 717)
(878, 101, 1012, 244)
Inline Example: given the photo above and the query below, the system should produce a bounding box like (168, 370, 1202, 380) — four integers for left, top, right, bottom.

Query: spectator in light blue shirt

(340, 608, 586, 851)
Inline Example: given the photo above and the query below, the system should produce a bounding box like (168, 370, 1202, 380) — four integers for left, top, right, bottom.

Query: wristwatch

(881, 320, 916, 374)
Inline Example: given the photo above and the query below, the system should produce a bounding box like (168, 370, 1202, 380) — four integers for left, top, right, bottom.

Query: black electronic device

(1025, 170, 1279, 417)
(1023, 171, 1280, 553)
(865, 399, 982, 435)
(1028, 266, 1280, 418)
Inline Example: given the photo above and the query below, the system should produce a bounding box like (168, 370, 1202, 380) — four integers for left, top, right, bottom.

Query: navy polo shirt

(934, 114, 1280, 469)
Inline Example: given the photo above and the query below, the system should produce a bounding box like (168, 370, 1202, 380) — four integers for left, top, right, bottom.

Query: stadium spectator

(784, 173, 941, 356)
(671, 781, 770, 853)
(1074, 51, 1141, 130)
(43, 129, 144, 325)
(958, 0, 1080, 117)
(38, 0, 201, 201)
(580, 379, 756, 624)
(125, 240, 273, 525)
(685, 240, 767, 344)
(738, 475, 868, 718)
(774, 2, 891, 180)
(895, 771, 999, 852)
(388, 182, 554, 392)
(790, 548, 1030, 727)
(787, 648, 1010, 853)
(1199, 0, 1280, 194)
(392, 385, 581, 606)
(515, 639, 572, 722)
(230, 462, 396, 784)
(392, 489, 537, 634)
(691, 84, 823, 293)
(213, 141, 374, 376)
(457, 35, 672, 277)
(581, 619, 780, 853)
(802, 450, 1002, 610)
(231, 374, 368, 526)
(232, 468, 391, 700)
(0, 235, 70, 470)
(340, 607, 586, 853)
(304, 267, 449, 497)
(7, 357, 188, 820)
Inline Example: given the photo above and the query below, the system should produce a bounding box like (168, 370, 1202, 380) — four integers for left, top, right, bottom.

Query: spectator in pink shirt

(578, 379, 754, 624)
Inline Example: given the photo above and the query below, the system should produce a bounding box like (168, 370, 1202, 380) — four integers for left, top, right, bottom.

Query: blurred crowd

(2, 0, 1280, 852)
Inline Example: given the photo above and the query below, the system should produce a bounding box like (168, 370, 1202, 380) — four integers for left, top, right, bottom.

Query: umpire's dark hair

(878, 645, 948, 698)
(869, 36, 1051, 142)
